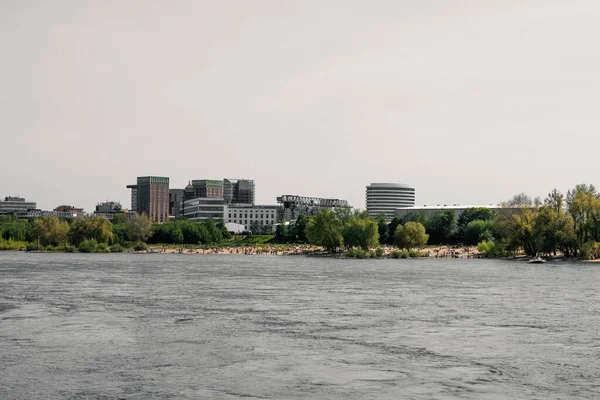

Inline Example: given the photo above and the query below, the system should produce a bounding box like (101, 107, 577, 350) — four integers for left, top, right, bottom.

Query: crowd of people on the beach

(146, 244, 480, 258)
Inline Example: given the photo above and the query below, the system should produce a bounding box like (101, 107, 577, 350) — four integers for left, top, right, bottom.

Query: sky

(2, 0, 600, 212)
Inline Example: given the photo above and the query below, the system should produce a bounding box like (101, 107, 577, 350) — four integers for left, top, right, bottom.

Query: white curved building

(366, 183, 415, 221)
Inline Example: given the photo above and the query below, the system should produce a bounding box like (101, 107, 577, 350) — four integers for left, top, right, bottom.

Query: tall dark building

(223, 179, 255, 205)
(127, 176, 169, 223)
(169, 189, 184, 218)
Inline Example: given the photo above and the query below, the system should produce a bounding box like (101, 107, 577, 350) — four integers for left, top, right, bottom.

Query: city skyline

(3, 1, 600, 213)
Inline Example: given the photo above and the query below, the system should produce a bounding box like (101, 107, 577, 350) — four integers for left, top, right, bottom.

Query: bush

(390, 249, 427, 259)
(133, 241, 148, 251)
(26, 242, 41, 252)
(477, 240, 500, 258)
(57, 243, 77, 253)
(110, 244, 125, 253)
(345, 247, 371, 259)
(580, 241, 600, 260)
(0, 239, 27, 251)
(97, 243, 109, 253)
(374, 247, 385, 258)
(78, 238, 98, 253)
(391, 249, 401, 259)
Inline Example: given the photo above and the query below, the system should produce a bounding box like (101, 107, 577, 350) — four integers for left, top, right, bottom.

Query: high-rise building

(169, 189, 184, 218)
(184, 180, 224, 199)
(127, 176, 169, 223)
(223, 179, 255, 205)
(366, 183, 416, 221)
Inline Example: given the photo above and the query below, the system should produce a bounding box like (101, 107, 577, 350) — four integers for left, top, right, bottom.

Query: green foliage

(0, 216, 30, 241)
(477, 240, 500, 257)
(78, 238, 98, 253)
(464, 220, 495, 245)
(0, 238, 27, 251)
(68, 217, 113, 246)
(306, 209, 344, 252)
(345, 247, 371, 259)
(133, 241, 148, 251)
(341, 216, 379, 250)
(32, 217, 70, 246)
(374, 247, 385, 258)
(388, 216, 404, 244)
(374, 213, 390, 244)
(295, 214, 310, 242)
(26, 242, 39, 252)
(426, 210, 456, 244)
(580, 241, 600, 260)
(390, 248, 428, 258)
(110, 244, 125, 253)
(394, 222, 428, 250)
(404, 212, 427, 225)
(128, 214, 152, 242)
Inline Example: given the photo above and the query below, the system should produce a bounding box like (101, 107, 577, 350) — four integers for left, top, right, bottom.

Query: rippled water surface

(1, 253, 599, 399)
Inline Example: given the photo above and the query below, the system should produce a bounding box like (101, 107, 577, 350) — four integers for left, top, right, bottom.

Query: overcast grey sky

(2, 0, 599, 212)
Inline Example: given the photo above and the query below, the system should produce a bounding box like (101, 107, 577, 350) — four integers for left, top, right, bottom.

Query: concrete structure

(127, 176, 169, 223)
(93, 201, 128, 220)
(223, 179, 255, 205)
(395, 204, 534, 220)
(366, 183, 416, 221)
(225, 222, 245, 234)
(182, 197, 225, 221)
(277, 195, 351, 221)
(126, 185, 138, 211)
(169, 189, 184, 218)
(185, 180, 223, 199)
(13, 210, 83, 219)
(0, 196, 37, 214)
(224, 204, 279, 232)
(54, 205, 85, 216)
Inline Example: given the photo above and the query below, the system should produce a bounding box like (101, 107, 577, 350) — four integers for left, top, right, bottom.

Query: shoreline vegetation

(2, 185, 600, 261)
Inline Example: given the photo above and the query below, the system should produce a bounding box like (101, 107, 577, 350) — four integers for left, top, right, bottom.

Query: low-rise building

(224, 204, 279, 232)
(0, 196, 37, 215)
(182, 197, 225, 221)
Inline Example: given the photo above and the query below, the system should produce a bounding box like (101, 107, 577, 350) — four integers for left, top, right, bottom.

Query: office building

(366, 183, 416, 221)
(223, 179, 255, 205)
(0, 196, 37, 215)
(277, 195, 351, 221)
(182, 197, 225, 221)
(169, 189, 184, 218)
(127, 176, 169, 223)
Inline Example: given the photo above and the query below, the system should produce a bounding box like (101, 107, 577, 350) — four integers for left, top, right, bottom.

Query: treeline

(291, 184, 600, 259)
(0, 213, 230, 252)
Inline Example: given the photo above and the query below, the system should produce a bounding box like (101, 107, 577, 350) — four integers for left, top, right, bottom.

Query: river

(1, 252, 599, 399)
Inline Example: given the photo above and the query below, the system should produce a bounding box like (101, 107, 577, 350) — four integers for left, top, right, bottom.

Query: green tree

(394, 222, 428, 250)
(128, 213, 152, 242)
(306, 209, 343, 252)
(456, 208, 496, 241)
(32, 217, 70, 246)
(295, 214, 310, 242)
(374, 213, 390, 244)
(68, 217, 113, 245)
(342, 216, 379, 250)
(426, 210, 456, 244)
(388, 216, 404, 244)
(464, 220, 495, 245)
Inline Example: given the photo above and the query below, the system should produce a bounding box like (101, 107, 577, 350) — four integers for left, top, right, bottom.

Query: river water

(0, 253, 599, 399)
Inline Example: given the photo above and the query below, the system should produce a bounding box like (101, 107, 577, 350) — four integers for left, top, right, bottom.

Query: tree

(342, 216, 379, 250)
(456, 208, 496, 242)
(32, 217, 69, 246)
(128, 214, 152, 242)
(464, 219, 494, 245)
(306, 209, 343, 252)
(295, 214, 310, 242)
(426, 210, 456, 244)
(374, 213, 389, 244)
(502, 193, 534, 207)
(394, 222, 428, 250)
(388, 216, 404, 244)
(68, 217, 113, 245)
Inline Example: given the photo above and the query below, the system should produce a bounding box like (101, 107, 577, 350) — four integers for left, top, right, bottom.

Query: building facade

(277, 195, 351, 221)
(223, 179, 255, 205)
(0, 196, 37, 215)
(223, 204, 279, 232)
(127, 176, 169, 223)
(182, 197, 225, 221)
(169, 189, 184, 218)
(366, 183, 416, 221)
